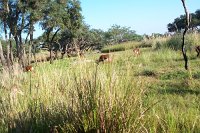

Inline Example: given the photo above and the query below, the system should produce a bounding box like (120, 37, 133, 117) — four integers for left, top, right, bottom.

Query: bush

(165, 33, 200, 51)
(165, 34, 182, 50)
(141, 38, 168, 50)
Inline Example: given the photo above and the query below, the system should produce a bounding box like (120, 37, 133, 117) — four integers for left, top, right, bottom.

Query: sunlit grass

(0, 45, 200, 132)
(101, 41, 141, 53)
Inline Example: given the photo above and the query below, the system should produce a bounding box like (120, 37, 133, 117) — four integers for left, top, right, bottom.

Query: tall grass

(101, 41, 141, 53)
(0, 46, 200, 132)
(0, 57, 151, 132)
(142, 33, 200, 51)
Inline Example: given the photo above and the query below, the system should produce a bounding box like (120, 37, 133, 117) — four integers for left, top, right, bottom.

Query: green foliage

(142, 38, 168, 50)
(167, 9, 200, 32)
(165, 33, 200, 51)
(106, 24, 141, 44)
(165, 34, 182, 50)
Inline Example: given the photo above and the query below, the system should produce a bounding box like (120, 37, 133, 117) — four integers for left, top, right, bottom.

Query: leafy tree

(0, 0, 12, 68)
(59, 23, 105, 58)
(0, 0, 46, 67)
(25, 0, 46, 65)
(168, 9, 200, 32)
(40, 0, 82, 63)
(106, 24, 141, 44)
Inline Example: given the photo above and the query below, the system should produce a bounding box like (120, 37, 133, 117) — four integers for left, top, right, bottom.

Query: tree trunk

(9, 33, 14, 65)
(0, 41, 7, 67)
(46, 28, 53, 64)
(48, 28, 60, 64)
(181, 0, 190, 70)
(14, 36, 20, 59)
(32, 45, 36, 63)
(61, 43, 66, 59)
(28, 44, 32, 65)
(28, 20, 34, 65)
(28, 28, 33, 64)
(4, 23, 11, 69)
(73, 38, 80, 58)
(18, 34, 26, 67)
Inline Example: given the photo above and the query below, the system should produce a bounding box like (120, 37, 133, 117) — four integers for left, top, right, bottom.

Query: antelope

(133, 48, 140, 56)
(96, 54, 112, 64)
(24, 65, 34, 72)
(196, 45, 200, 57)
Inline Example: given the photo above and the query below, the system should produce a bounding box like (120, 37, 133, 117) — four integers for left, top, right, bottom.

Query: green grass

(101, 41, 141, 53)
(0, 45, 200, 132)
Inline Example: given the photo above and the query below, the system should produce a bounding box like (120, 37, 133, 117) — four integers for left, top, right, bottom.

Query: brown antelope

(96, 54, 112, 64)
(133, 48, 140, 56)
(24, 65, 34, 72)
(196, 45, 200, 57)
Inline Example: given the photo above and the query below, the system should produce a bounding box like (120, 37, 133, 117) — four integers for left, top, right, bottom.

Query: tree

(168, 9, 200, 33)
(0, 0, 12, 68)
(0, 40, 7, 67)
(25, 0, 45, 65)
(67, 0, 83, 56)
(107, 24, 140, 44)
(181, 0, 190, 70)
(0, 0, 39, 67)
(40, 0, 82, 63)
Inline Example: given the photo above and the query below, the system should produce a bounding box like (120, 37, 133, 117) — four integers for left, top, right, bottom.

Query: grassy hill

(0, 44, 200, 132)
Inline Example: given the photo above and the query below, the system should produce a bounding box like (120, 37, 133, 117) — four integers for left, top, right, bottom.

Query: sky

(1, 0, 199, 39)
(79, 0, 200, 35)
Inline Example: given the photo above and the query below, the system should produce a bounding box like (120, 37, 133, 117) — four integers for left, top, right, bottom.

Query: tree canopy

(167, 9, 200, 32)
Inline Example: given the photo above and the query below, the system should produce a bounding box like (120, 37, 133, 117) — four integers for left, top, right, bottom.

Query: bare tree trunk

(28, 44, 32, 65)
(73, 38, 80, 58)
(32, 45, 36, 63)
(3, 1, 11, 69)
(14, 36, 20, 59)
(19, 34, 26, 67)
(4, 24, 11, 69)
(181, 0, 190, 70)
(28, 16, 34, 65)
(0, 41, 7, 67)
(9, 33, 14, 65)
(50, 49, 53, 64)
(28, 32, 33, 65)
(45, 28, 53, 64)
(49, 28, 60, 64)
(61, 43, 67, 59)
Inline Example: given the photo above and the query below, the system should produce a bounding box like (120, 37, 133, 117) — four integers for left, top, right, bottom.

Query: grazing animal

(196, 45, 200, 57)
(25, 65, 34, 72)
(133, 48, 140, 56)
(96, 54, 112, 64)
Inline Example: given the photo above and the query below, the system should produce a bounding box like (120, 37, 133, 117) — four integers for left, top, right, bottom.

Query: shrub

(165, 34, 182, 50)
(165, 33, 200, 51)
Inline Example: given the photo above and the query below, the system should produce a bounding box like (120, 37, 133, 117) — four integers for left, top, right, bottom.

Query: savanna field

(0, 35, 200, 133)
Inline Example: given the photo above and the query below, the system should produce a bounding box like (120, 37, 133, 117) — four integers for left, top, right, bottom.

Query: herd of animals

(24, 46, 200, 72)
